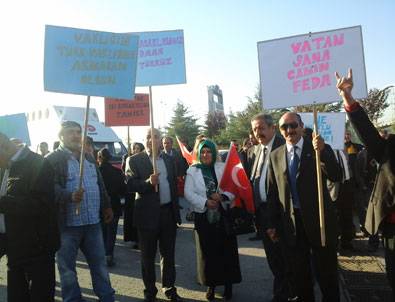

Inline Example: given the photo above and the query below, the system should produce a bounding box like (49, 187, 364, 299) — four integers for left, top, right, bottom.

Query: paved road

(1, 206, 355, 301)
(0, 213, 277, 301)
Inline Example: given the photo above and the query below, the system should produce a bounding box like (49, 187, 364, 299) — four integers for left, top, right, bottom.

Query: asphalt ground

(1, 207, 389, 301)
(0, 212, 276, 301)
(338, 234, 393, 302)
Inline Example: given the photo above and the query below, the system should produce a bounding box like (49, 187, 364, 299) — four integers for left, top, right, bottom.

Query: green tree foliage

(213, 85, 287, 147)
(213, 99, 262, 146)
(165, 101, 200, 148)
(357, 86, 392, 126)
(294, 101, 342, 113)
(204, 111, 227, 138)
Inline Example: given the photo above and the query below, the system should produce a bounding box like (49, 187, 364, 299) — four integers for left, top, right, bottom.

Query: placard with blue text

(299, 112, 346, 150)
(135, 29, 186, 86)
(44, 25, 139, 99)
(0, 113, 31, 146)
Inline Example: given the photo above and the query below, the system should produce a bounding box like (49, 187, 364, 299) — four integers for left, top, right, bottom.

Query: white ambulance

(27, 106, 127, 168)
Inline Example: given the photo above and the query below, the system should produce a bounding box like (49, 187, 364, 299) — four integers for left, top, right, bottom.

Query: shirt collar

(261, 135, 276, 152)
(164, 148, 173, 155)
(146, 150, 163, 160)
(286, 136, 304, 153)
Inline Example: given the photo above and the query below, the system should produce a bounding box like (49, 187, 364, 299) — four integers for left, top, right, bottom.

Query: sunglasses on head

(280, 122, 299, 131)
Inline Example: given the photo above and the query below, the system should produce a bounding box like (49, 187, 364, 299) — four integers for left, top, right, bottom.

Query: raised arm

(335, 69, 386, 162)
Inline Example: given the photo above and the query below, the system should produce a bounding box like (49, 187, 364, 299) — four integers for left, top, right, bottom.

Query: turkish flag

(176, 136, 196, 165)
(219, 143, 255, 213)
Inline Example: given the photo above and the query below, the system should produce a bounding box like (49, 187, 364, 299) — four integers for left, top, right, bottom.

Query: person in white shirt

(184, 139, 240, 301)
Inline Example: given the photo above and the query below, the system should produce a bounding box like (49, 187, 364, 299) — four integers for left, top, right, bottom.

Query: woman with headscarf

(184, 139, 241, 301)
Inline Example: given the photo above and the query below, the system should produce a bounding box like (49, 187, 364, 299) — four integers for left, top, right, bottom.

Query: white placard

(299, 112, 346, 150)
(257, 26, 368, 109)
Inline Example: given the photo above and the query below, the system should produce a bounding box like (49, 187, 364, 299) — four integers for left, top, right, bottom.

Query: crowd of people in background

(0, 70, 394, 302)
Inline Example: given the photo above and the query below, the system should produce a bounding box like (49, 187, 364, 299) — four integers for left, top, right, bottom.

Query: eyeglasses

(280, 122, 299, 131)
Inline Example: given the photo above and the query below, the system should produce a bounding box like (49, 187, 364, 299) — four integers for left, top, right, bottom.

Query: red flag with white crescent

(176, 136, 195, 165)
(219, 143, 255, 213)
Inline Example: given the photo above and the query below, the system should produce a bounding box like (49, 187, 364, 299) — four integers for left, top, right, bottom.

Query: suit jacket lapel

(299, 139, 313, 180)
(276, 145, 293, 213)
(162, 153, 174, 183)
(272, 135, 284, 150)
(142, 152, 154, 175)
(280, 145, 288, 175)
(251, 145, 262, 180)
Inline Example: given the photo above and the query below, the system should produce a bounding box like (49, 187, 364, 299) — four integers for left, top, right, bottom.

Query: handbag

(220, 200, 255, 236)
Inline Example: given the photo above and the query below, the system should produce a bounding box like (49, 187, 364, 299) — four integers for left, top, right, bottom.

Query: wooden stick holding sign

(127, 126, 131, 156)
(76, 95, 91, 215)
(148, 86, 159, 192)
(313, 104, 326, 247)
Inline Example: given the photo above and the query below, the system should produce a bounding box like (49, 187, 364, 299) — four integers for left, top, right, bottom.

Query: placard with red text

(105, 94, 150, 126)
(257, 26, 367, 109)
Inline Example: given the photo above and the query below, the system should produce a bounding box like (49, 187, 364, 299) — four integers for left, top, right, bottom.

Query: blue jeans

(56, 223, 115, 302)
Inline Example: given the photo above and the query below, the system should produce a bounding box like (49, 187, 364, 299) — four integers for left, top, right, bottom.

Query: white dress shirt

(258, 135, 276, 202)
(285, 137, 304, 173)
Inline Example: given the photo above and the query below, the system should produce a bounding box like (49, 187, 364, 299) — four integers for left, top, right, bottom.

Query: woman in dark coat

(98, 148, 126, 266)
(184, 139, 241, 301)
(122, 142, 145, 247)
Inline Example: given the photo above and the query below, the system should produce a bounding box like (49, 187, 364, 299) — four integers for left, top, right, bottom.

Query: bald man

(125, 128, 182, 302)
(266, 112, 341, 302)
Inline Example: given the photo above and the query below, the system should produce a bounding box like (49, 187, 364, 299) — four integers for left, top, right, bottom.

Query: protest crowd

(0, 69, 394, 302)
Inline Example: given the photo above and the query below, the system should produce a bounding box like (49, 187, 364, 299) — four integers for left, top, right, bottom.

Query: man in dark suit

(0, 132, 59, 302)
(125, 128, 182, 302)
(249, 113, 288, 301)
(162, 136, 189, 178)
(336, 69, 395, 297)
(266, 112, 341, 302)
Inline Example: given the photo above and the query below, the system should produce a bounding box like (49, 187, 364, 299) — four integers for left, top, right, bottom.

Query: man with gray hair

(249, 113, 289, 301)
(46, 121, 114, 302)
(125, 128, 182, 302)
(0, 132, 59, 301)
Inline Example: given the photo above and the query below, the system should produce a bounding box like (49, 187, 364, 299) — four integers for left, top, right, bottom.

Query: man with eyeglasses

(266, 112, 341, 302)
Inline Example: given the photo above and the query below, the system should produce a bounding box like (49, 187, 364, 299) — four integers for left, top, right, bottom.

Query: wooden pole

(313, 105, 326, 247)
(127, 126, 131, 156)
(76, 95, 91, 215)
(148, 86, 158, 192)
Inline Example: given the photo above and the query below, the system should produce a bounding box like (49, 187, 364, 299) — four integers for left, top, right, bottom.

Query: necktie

(253, 146, 267, 203)
(289, 146, 300, 208)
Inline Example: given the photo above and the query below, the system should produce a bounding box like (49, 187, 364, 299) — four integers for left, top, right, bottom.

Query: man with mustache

(46, 121, 115, 302)
(249, 113, 288, 301)
(266, 112, 341, 301)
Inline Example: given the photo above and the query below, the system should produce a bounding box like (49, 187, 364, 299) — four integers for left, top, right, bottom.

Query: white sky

(1, 0, 394, 144)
